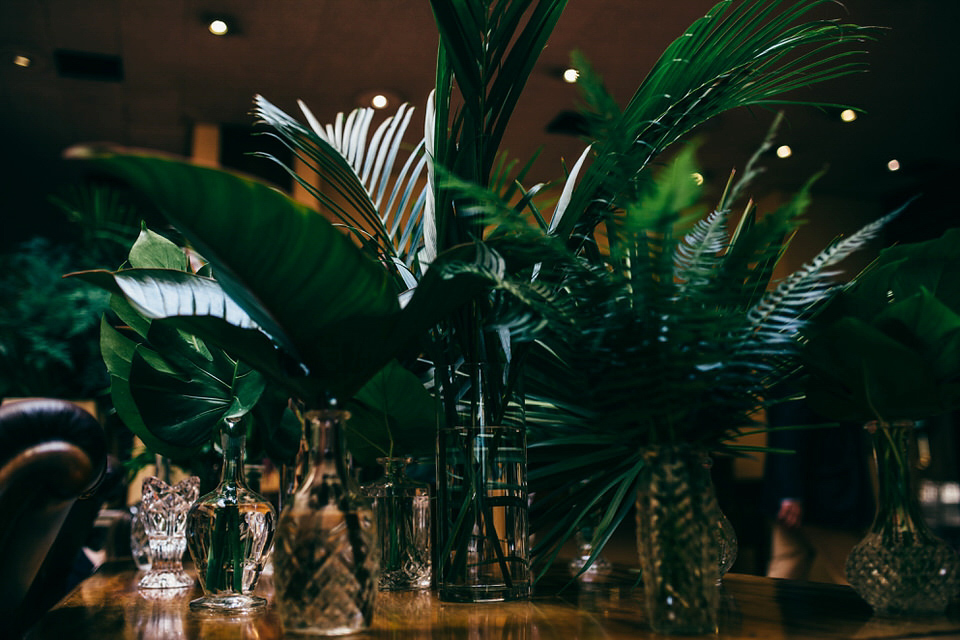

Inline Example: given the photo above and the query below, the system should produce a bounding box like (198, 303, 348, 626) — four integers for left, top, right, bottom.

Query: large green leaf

(344, 359, 438, 468)
(67, 147, 402, 400)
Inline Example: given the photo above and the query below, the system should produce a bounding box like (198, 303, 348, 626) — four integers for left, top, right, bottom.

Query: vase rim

(440, 425, 524, 434)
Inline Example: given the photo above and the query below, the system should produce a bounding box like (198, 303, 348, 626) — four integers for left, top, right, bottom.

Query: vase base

(138, 569, 194, 589)
(189, 594, 267, 613)
(438, 584, 531, 603)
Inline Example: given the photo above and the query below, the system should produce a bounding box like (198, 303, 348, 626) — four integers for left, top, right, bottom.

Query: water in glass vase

(185, 425, 276, 613)
(273, 407, 379, 636)
(187, 498, 276, 605)
(363, 457, 432, 590)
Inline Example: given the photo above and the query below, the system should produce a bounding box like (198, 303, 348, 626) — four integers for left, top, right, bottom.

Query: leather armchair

(0, 398, 107, 634)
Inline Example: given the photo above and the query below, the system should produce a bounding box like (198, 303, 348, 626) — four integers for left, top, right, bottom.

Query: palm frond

(253, 95, 428, 268)
(554, 0, 880, 241)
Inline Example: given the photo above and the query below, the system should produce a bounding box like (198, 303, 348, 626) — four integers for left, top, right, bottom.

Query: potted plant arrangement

(801, 228, 960, 615)
(64, 0, 887, 633)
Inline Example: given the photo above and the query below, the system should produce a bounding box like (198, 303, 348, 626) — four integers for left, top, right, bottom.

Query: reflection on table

(24, 561, 960, 639)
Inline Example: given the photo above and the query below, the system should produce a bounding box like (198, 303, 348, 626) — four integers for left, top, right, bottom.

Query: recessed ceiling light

(887, 159, 900, 172)
(776, 145, 792, 159)
(13, 54, 31, 68)
(208, 19, 229, 36)
(356, 89, 403, 111)
(562, 68, 579, 83)
(840, 109, 857, 122)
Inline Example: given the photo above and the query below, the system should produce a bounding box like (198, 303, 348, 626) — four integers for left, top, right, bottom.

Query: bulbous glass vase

(185, 420, 277, 613)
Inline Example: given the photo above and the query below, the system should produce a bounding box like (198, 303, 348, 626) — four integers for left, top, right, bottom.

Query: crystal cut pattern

(846, 424, 960, 615)
(138, 476, 200, 589)
(363, 457, 432, 591)
(636, 445, 720, 635)
(274, 407, 379, 635)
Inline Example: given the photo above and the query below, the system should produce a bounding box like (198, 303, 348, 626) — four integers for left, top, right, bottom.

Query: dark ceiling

(2, 0, 958, 248)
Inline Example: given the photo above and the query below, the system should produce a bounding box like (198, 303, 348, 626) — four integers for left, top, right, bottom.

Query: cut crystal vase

(363, 456, 432, 590)
(273, 405, 379, 635)
(138, 475, 200, 589)
(845, 422, 960, 615)
(185, 420, 277, 612)
(635, 444, 720, 635)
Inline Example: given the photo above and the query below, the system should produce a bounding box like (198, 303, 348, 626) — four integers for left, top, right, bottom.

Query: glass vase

(185, 420, 277, 612)
(635, 444, 720, 635)
(130, 501, 152, 572)
(138, 475, 200, 589)
(702, 455, 737, 580)
(273, 405, 379, 636)
(567, 503, 612, 581)
(845, 422, 960, 615)
(437, 424, 531, 602)
(363, 456, 432, 590)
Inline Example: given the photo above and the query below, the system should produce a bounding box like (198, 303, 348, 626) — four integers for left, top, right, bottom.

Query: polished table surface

(24, 561, 960, 639)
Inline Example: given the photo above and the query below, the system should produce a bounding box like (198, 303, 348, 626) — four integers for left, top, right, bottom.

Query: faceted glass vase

(437, 425, 531, 602)
(138, 475, 200, 589)
(702, 455, 738, 580)
(635, 444, 720, 635)
(186, 426, 277, 613)
(363, 456, 432, 591)
(845, 423, 960, 615)
(130, 501, 152, 572)
(273, 407, 380, 636)
(567, 502, 612, 581)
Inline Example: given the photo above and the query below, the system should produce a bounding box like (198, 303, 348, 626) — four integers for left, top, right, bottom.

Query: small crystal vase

(635, 444, 720, 635)
(185, 419, 277, 612)
(273, 405, 379, 635)
(138, 476, 200, 589)
(363, 456, 432, 590)
(845, 422, 960, 615)
(702, 455, 738, 580)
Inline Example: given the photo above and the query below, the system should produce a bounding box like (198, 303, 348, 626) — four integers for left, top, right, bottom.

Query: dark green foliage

(0, 237, 111, 400)
(803, 227, 960, 423)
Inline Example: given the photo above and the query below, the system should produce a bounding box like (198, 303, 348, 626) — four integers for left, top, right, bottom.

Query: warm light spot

(208, 19, 229, 35)
(371, 94, 389, 109)
(776, 145, 792, 159)
(887, 159, 900, 172)
(691, 172, 704, 186)
(562, 68, 579, 83)
(840, 109, 857, 122)
(13, 55, 31, 68)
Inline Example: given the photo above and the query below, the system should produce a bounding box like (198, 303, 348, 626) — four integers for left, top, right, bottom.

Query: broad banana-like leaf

(66, 146, 404, 400)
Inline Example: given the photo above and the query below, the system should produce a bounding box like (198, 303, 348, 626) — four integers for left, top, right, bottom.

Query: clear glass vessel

(186, 421, 277, 612)
(130, 501, 152, 572)
(636, 444, 720, 635)
(363, 456, 432, 590)
(437, 425, 531, 602)
(273, 405, 379, 635)
(138, 475, 200, 589)
(846, 422, 960, 615)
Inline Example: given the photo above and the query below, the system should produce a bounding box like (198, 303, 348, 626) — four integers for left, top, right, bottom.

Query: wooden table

(24, 561, 960, 639)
